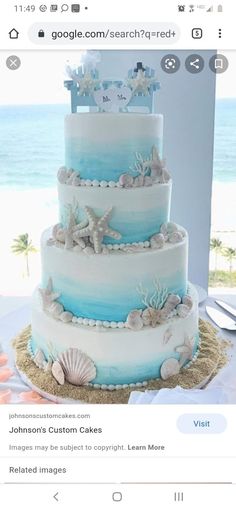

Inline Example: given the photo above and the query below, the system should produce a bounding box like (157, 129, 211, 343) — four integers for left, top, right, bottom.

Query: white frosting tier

(31, 284, 199, 385)
(58, 181, 172, 244)
(41, 227, 188, 322)
(65, 113, 163, 182)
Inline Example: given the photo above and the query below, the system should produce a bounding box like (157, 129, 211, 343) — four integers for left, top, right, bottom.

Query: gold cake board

(13, 320, 230, 404)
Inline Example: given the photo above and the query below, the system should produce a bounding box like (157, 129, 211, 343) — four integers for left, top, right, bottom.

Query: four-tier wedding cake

(29, 60, 199, 393)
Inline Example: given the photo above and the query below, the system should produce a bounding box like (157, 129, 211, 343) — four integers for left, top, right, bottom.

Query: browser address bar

(29, 23, 180, 46)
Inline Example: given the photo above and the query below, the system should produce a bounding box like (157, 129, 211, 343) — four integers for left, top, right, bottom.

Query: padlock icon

(38, 29, 45, 38)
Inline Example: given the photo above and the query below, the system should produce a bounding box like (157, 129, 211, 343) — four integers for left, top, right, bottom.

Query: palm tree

(210, 238, 222, 271)
(11, 233, 37, 277)
(222, 247, 236, 274)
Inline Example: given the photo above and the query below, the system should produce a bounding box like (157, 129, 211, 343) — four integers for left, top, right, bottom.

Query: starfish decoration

(175, 335, 195, 367)
(75, 72, 100, 96)
(74, 206, 122, 253)
(127, 69, 155, 96)
(38, 278, 61, 311)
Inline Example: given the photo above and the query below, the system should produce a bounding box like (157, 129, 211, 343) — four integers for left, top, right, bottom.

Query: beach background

(0, 51, 236, 303)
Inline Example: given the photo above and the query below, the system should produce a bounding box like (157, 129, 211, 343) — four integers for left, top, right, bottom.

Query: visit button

(177, 414, 227, 434)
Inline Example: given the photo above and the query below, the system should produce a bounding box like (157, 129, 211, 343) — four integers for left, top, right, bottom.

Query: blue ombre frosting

(59, 203, 169, 244)
(65, 137, 162, 181)
(41, 270, 187, 322)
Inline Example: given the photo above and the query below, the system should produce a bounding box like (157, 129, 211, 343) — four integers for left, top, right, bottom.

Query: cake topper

(65, 55, 160, 113)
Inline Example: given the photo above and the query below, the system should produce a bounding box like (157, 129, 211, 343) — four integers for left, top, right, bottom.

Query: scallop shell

(33, 349, 46, 369)
(160, 358, 180, 380)
(48, 301, 64, 318)
(66, 171, 78, 185)
(52, 360, 65, 385)
(57, 167, 70, 184)
(168, 231, 184, 243)
(119, 173, 134, 188)
(71, 175, 81, 186)
(164, 294, 181, 312)
(52, 224, 66, 243)
(59, 311, 73, 323)
(58, 348, 96, 386)
(176, 304, 190, 318)
(150, 233, 165, 249)
(161, 222, 179, 239)
(126, 310, 143, 331)
(182, 295, 193, 310)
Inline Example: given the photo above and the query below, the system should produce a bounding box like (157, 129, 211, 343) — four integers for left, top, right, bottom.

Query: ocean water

(0, 99, 236, 190)
(214, 98, 236, 183)
(0, 104, 67, 190)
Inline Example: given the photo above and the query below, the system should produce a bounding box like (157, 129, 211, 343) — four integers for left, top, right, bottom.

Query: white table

(0, 296, 235, 404)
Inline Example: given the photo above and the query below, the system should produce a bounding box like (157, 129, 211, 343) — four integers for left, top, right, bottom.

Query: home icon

(9, 28, 19, 39)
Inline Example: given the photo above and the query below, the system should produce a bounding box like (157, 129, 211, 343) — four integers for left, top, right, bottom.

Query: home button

(112, 491, 122, 502)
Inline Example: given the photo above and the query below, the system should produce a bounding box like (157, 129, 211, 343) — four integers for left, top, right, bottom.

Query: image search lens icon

(61, 3, 69, 11)
(161, 55, 181, 74)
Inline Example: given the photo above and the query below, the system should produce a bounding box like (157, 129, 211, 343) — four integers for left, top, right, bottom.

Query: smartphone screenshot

(0, 1, 235, 509)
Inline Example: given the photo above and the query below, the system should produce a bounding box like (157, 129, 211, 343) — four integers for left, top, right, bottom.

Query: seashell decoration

(59, 311, 73, 323)
(119, 173, 134, 188)
(33, 349, 46, 369)
(141, 307, 166, 328)
(163, 294, 181, 314)
(72, 232, 86, 248)
(150, 233, 165, 249)
(44, 360, 53, 373)
(176, 304, 190, 318)
(144, 176, 153, 187)
(182, 295, 193, 310)
(160, 222, 185, 244)
(58, 348, 96, 386)
(159, 168, 171, 183)
(163, 327, 173, 345)
(161, 222, 179, 235)
(126, 310, 143, 331)
(133, 175, 145, 187)
(52, 360, 65, 385)
(52, 224, 66, 243)
(48, 301, 64, 318)
(160, 358, 180, 380)
(57, 166, 70, 184)
(83, 246, 95, 255)
(176, 335, 195, 367)
(71, 175, 81, 186)
(66, 170, 79, 185)
(168, 231, 184, 243)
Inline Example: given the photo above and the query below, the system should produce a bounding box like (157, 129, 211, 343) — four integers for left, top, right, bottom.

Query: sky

(0, 50, 235, 105)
